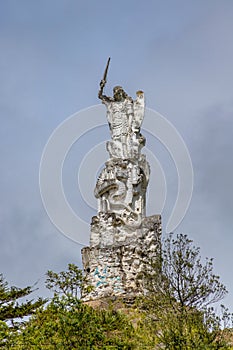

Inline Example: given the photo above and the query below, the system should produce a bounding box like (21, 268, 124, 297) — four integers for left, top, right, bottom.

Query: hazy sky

(1, 1, 233, 310)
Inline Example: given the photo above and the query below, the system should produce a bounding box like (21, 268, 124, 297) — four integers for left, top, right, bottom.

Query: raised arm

(98, 80, 111, 101)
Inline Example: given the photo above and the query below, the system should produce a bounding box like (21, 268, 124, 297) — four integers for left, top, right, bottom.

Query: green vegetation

(0, 234, 232, 349)
(0, 273, 45, 348)
(8, 297, 137, 349)
(137, 233, 233, 349)
(0, 274, 45, 325)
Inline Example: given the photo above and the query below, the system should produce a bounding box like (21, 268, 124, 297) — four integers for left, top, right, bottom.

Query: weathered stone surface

(81, 79, 162, 301)
(95, 87, 148, 229)
(81, 215, 161, 301)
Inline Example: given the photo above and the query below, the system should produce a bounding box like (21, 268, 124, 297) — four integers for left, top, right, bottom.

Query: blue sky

(1, 0, 233, 310)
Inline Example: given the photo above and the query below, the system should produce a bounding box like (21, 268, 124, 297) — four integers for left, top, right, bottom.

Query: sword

(100, 57, 111, 89)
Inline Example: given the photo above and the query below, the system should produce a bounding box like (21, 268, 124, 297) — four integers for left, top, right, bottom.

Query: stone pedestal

(81, 215, 161, 301)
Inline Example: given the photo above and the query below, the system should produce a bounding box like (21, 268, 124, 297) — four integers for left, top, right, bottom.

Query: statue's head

(136, 90, 144, 97)
(113, 86, 127, 102)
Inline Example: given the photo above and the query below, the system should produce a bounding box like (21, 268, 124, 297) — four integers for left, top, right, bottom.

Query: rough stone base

(81, 215, 161, 301)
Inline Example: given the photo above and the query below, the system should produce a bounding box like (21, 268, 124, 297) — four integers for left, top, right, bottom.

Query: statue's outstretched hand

(100, 80, 106, 89)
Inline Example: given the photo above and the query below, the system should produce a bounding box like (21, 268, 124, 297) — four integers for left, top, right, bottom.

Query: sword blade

(102, 57, 111, 83)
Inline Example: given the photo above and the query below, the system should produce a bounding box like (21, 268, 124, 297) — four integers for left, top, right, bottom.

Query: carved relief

(94, 81, 149, 239)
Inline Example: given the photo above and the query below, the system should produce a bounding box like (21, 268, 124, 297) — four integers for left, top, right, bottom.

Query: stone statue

(93, 58, 150, 237)
(99, 85, 133, 142)
(98, 58, 145, 160)
(81, 59, 162, 302)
